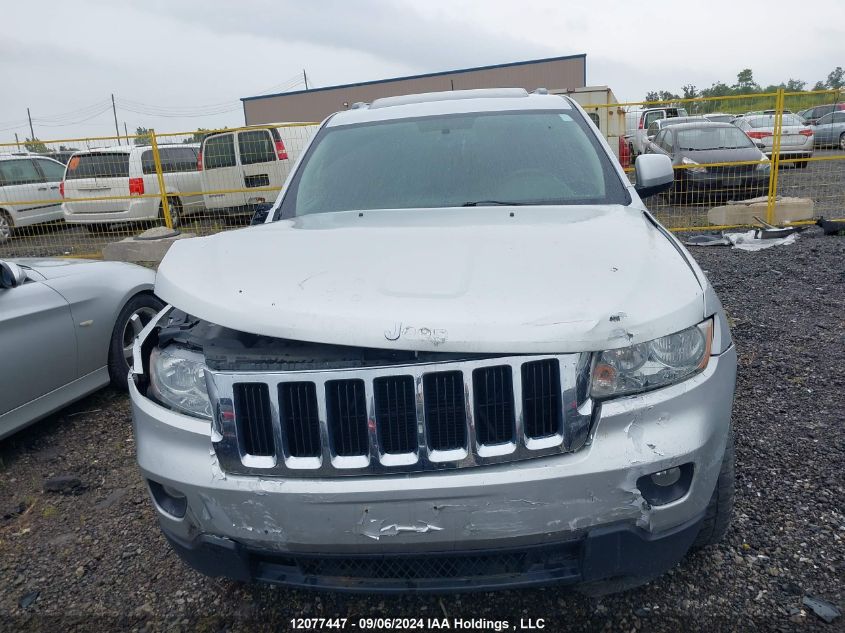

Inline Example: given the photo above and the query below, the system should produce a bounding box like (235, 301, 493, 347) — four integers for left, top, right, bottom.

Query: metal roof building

(241, 54, 587, 124)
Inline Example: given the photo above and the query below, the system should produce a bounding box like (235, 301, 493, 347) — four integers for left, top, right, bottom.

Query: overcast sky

(1, 0, 842, 143)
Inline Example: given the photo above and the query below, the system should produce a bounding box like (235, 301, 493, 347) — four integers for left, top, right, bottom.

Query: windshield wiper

(461, 200, 535, 207)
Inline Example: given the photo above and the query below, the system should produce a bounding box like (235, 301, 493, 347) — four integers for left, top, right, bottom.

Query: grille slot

(472, 366, 515, 445)
(423, 371, 467, 451)
(325, 379, 368, 456)
(233, 383, 275, 456)
(373, 376, 417, 454)
(521, 359, 562, 438)
(278, 382, 321, 457)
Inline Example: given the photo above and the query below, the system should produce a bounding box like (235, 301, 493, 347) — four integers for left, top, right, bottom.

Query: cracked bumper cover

(130, 347, 736, 590)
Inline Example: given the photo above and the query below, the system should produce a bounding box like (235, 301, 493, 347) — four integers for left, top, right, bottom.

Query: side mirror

(0, 261, 27, 289)
(634, 154, 674, 199)
(754, 141, 766, 149)
(250, 203, 273, 226)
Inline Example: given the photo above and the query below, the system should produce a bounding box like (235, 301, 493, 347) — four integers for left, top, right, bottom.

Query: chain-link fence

(0, 123, 317, 258)
(602, 88, 845, 229)
(1, 89, 843, 260)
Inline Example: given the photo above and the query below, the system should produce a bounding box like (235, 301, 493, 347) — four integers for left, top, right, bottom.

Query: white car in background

(62, 144, 203, 229)
(0, 155, 67, 244)
(735, 114, 814, 167)
(199, 124, 317, 215)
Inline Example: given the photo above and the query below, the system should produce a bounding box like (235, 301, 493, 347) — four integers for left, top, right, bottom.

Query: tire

(159, 196, 182, 229)
(107, 293, 165, 390)
(0, 210, 13, 244)
(692, 428, 735, 549)
(839, 133, 845, 151)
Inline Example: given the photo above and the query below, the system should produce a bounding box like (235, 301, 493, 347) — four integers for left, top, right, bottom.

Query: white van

(199, 124, 317, 213)
(0, 155, 67, 243)
(62, 144, 202, 229)
(625, 107, 689, 157)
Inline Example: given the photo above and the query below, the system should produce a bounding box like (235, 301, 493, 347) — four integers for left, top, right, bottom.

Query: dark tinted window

(238, 130, 275, 165)
(141, 147, 199, 174)
(34, 158, 66, 182)
(677, 126, 754, 150)
(203, 134, 236, 169)
(281, 110, 629, 217)
(0, 159, 44, 186)
(66, 153, 130, 179)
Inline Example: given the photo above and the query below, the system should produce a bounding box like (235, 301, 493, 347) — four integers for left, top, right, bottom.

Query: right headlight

(590, 319, 713, 400)
(681, 157, 708, 174)
(148, 346, 212, 419)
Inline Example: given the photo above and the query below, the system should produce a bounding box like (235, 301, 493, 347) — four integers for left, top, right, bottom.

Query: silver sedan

(0, 258, 162, 439)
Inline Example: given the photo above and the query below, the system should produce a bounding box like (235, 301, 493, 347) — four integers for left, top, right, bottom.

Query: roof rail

(369, 88, 529, 110)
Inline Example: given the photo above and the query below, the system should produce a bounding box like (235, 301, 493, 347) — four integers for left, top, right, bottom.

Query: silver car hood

(155, 207, 706, 353)
(13, 257, 103, 280)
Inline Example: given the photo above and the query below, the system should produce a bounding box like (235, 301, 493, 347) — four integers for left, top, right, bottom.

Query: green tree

(700, 81, 733, 98)
(827, 66, 844, 89)
(24, 137, 47, 152)
(813, 80, 827, 91)
(785, 78, 806, 92)
(644, 91, 660, 102)
(134, 127, 151, 146)
(734, 68, 760, 92)
(682, 84, 699, 99)
(183, 128, 209, 144)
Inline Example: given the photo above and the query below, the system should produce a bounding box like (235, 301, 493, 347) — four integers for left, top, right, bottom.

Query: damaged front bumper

(130, 346, 736, 592)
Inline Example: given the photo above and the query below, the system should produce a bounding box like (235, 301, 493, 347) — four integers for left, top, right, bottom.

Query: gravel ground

(1, 229, 843, 633)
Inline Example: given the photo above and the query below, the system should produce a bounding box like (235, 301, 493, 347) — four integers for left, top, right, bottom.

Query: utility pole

(124, 122, 129, 143)
(111, 94, 121, 145)
(14, 133, 20, 151)
(27, 107, 35, 141)
(303, 69, 309, 90)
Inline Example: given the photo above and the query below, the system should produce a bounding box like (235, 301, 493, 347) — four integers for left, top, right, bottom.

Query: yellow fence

(0, 88, 844, 260)
(591, 88, 845, 230)
(0, 123, 317, 258)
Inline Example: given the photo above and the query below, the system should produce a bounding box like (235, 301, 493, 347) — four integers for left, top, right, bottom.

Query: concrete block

(103, 228, 195, 264)
(707, 196, 814, 226)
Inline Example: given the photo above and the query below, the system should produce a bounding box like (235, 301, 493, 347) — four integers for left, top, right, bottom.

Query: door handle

(37, 186, 48, 191)
(50, 186, 59, 190)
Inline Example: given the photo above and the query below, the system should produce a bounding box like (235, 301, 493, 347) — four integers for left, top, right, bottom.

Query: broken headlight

(149, 346, 212, 419)
(590, 319, 713, 399)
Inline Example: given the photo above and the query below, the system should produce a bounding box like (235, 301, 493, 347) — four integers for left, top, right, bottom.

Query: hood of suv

(155, 207, 706, 353)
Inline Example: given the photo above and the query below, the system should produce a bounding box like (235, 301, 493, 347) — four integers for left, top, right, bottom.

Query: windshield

(677, 127, 755, 151)
(748, 115, 803, 128)
(279, 111, 629, 217)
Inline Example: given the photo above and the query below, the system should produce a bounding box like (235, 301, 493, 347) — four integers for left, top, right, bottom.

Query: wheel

(0, 210, 13, 244)
(839, 133, 845, 151)
(692, 428, 735, 549)
(107, 293, 165, 390)
(159, 196, 182, 229)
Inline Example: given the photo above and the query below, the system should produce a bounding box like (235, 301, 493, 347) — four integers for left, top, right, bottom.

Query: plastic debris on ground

(723, 229, 799, 251)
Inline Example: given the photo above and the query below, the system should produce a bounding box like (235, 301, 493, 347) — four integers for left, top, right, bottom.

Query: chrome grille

(208, 354, 592, 477)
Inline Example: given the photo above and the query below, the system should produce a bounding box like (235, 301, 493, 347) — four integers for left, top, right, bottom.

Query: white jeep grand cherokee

(130, 88, 737, 594)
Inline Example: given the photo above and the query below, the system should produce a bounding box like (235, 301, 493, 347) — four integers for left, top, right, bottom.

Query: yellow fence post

(765, 89, 785, 224)
(148, 129, 172, 229)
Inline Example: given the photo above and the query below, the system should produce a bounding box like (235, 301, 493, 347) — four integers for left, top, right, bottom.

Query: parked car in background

(39, 150, 78, 165)
(62, 144, 202, 230)
(809, 111, 845, 149)
(131, 88, 738, 594)
(735, 114, 814, 166)
(0, 155, 66, 244)
(646, 116, 708, 142)
(627, 107, 689, 157)
(798, 103, 845, 125)
(0, 258, 161, 439)
(199, 124, 318, 215)
(645, 122, 770, 201)
(703, 113, 735, 123)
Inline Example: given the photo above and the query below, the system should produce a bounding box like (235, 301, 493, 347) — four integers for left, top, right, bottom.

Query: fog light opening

(651, 467, 682, 487)
(636, 463, 694, 506)
(148, 479, 188, 518)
